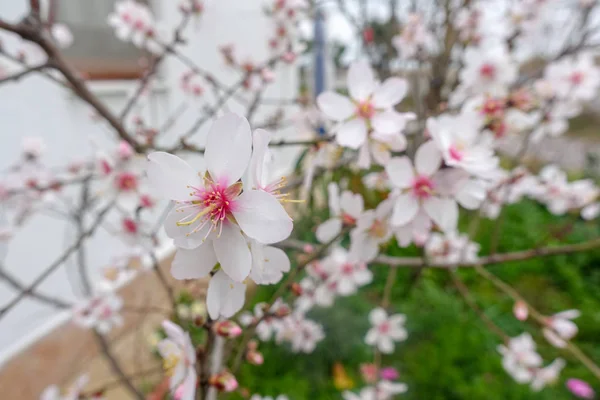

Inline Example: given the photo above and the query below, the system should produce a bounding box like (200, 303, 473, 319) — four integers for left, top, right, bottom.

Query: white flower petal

(423, 197, 458, 232)
(147, 152, 198, 201)
(369, 307, 387, 325)
(391, 193, 419, 226)
(205, 113, 252, 185)
(336, 119, 368, 149)
(171, 244, 217, 280)
(372, 77, 408, 108)
(415, 141, 442, 176)
(207, 270, 246, 319)
(317, 92, 355, 121)
(372, 110, 414, 135)
(213, 224, 251, 282)
(347, 60, 376, 102)
(233, 190, 293, 244)
(385, 157, 414, 189)
(316, 218, 343, 243)
(378, 336, 395, 354)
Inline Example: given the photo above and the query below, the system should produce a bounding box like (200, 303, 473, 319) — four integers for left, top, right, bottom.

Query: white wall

(0, 0, 300, 363)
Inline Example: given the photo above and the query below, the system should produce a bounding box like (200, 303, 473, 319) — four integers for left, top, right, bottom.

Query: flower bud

(513, 300, 528, 321)
(213, 320, 243, 338)
(291, 282, 303, 296)
(209, 370, 238, 392)
(246, 349, 264, 365)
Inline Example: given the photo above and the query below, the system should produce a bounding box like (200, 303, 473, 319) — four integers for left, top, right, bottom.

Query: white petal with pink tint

(316, 218, 343, 243)
(147, 152, 198, 201)
(205, 113, 252, 185)
(207, 270, 246, 319)
(391, 193, 419, 226)
(415, 141, 442, 176)
(372, 110, 413, 135)
(336, 119, 368, 149)
(423, 197, 457, 232)
(372, 78, 408, 108)
(213, 224, 251, 282)
(317, 92, 355, 121)
(385, 157, 414, 189)
(233, 190, 293, 244)
(172, 244, 217, 279)
(347, 60, 376, 101)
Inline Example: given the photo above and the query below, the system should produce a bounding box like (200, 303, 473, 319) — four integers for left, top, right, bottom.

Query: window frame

(48, 0, 150, 81)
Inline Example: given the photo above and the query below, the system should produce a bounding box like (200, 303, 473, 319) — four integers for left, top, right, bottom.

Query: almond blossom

(323, 246, 373, 296)
(392, 13, 436, 60)
(147, 113, 293, 284)
(497, 333, 543, 383)
(317, 60, 415, 150)
(107, 0, 164, 54)
(385, 141, 467, 233)
(453, 45, 517, 103)
(72, 291, 123, 334)
(543, 309, 580, 348)
(531, 358, 565, 391)
(275, 312, 325, 353)
(158, 320, 197, 400)
(427, 113, 499, 178)
(425, 231, 480, 264)
(350, 199, 394, 262)
(365, 307, 407, 354)
(316, 183, 364, 243)
(544, 53, 600, 103)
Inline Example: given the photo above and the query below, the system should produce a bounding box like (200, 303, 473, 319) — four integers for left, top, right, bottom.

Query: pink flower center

(570, 71, 584, 85)
(480, 63, 496, 79)
(134, 19, 145, 30)
(412, 175, 435, 199)
(176, 179, 242, 239)
(341, 263, 354, 275)
(481, 98, 504, 117)
(448, 144, 464, 162)
(356, 101, 375, 119)
(341, 213, 356, 226)
(378, 321, 391, 334)
(122, 218, 138, 234)
(115, 172, 138, 191)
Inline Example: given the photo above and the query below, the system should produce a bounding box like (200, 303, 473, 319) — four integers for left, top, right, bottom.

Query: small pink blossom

(567, 379, 595, 399)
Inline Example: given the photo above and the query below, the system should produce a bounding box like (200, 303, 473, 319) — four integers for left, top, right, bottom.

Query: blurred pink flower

(380, 367, 399, 381)
(567, 379, 595, 399)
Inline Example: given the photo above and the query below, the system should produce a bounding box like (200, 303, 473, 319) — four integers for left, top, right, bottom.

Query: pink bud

(213, 320, 243, 338)
(281, 51, 296, 64)
(209, 371, 238, 392)
(246, 350, 264, 365)
(360, 363, 378, 384)
(303, 244, 315, 253)
(513, 300, 528, 321)
(261, 68, 275, 83)
(118, 141, 134, 160)
(380, 367, 399, 381)
(567, 379, 595, 399)
(140, 194, 155, 209)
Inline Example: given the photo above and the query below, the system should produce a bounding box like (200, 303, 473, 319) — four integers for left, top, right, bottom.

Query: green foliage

(229, 199, 600, 399)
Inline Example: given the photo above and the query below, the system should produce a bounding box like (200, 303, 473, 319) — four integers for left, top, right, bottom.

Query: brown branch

(278, 237, 600, 268)
(0, 201, 115, 318)
(450, 270, 509, 342)
(0, 18, 142, 152)
(0, 63, 51, 84)
(0, 267, 71, 309)
(119, 14, 191, 121)
(94, 332, 145, 400)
